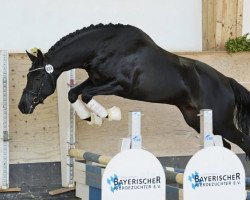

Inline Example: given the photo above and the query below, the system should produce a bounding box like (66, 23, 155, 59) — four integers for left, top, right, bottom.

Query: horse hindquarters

(210, 78, 250, 157)
(228, 78, 250, 136)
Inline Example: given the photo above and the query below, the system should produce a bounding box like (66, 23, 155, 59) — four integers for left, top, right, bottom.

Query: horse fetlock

(87, 113, 103, 126)
(86, 99, 108, 118)
(107, 106, 122, 121)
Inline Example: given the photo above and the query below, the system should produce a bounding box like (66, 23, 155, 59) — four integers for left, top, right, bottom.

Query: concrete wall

(1, 1, 249, 52)
(9, 52, 250, 164)
(0, 0, 202, 52)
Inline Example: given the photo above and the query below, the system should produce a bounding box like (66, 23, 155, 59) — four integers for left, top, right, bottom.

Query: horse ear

(37, 49, 44, 63)
(26, 50, 37, 63)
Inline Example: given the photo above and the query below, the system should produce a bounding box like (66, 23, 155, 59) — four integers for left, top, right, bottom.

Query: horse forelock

(46, 23, 128, 55)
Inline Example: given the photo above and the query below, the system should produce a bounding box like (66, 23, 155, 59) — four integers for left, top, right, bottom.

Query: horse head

(18, 49, 56, 114)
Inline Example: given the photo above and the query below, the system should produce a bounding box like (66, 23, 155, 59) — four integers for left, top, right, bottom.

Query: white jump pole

(0, 51, 9, 189)
(199, 109, 223, 148)
(129, 111, 142, 149)
(120, 111, 142, 151)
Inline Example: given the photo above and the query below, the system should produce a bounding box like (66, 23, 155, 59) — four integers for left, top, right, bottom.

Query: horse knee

(68, 90, 78, 103)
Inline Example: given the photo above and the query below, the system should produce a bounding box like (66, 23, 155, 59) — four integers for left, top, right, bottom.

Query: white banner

(184, 146, 246, 200)
(102, 149, 165, 200)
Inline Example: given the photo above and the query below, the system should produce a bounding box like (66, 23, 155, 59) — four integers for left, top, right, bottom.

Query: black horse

(18, 24, 250, 157)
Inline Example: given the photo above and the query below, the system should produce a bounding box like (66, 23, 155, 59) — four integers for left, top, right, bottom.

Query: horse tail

(229, 77, 250, 135)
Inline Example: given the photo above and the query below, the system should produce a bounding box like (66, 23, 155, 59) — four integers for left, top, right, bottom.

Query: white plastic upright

(199, 109, 223, 148)
(119, 137, 131, 152)
(129, 112, 142, 149)
(200, 109, 214, 148)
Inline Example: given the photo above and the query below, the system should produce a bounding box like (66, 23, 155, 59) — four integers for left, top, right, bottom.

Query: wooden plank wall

(202, 0, 244, 50)
(9, 54, 60, 163)
(8, 52, 250, 164)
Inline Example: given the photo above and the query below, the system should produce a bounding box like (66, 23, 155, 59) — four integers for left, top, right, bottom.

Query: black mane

(46, 23, 127, 54)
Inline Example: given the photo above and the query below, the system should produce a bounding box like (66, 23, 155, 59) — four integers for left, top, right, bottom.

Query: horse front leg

(66, 79, 93, 121)
(68, 78, 92, 103)
(81, 80, 123, 121)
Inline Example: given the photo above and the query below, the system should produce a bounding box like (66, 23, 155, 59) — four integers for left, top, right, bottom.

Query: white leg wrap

(107, 106, 122, 121)
(71, 99, 90, 119)
(86, 99, 108, 118)
(87, 113, 103, 126)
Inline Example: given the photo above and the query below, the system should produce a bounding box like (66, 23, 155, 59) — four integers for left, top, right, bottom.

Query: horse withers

(18, 24, 250, 157)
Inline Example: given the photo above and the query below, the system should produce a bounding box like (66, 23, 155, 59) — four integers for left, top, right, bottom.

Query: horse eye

(35, 77, 41, 81)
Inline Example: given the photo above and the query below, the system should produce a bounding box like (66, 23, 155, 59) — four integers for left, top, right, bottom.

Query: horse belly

(128, 67, 187, 104)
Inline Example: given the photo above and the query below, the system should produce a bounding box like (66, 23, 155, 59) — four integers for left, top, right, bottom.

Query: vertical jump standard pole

(120, 111, 142, 151)
(0, 51, 9, 189)
(199, 109, 223, 148)
(57, 70, 76, 188)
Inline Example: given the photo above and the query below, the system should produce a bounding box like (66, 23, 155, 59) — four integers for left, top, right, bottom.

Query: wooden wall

(202, 0, 244, 50)
(9, 54, 60, 164)
(9, 52, 250, 164)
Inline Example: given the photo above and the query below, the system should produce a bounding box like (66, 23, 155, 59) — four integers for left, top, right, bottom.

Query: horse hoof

(87, 113, 103, 126)
(107, 106, 121, 121)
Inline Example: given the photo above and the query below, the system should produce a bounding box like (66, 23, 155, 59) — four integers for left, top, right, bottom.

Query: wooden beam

(202, 0, 244, 50)
(69, 149, 112, 165)
(236, 0, 244, 36)
(0, 187, 21, 193)
(215, 0, 224, 50)
(49, 187, 75, 196)
(202, 0, 216, 50)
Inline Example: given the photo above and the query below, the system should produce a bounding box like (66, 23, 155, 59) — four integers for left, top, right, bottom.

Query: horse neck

(46, 26, 125, 79)
(46, 47, 91, 78)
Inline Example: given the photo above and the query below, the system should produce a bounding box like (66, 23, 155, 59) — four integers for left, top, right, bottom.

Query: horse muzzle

(18, 94, 36, 114)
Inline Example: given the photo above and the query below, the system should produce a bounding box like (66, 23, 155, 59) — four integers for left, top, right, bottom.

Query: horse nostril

(33, 97, 39, 104)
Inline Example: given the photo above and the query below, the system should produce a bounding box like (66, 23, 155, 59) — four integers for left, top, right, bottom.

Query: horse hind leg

(222, 139, 231, 149)
(178, 105, 200, 133)
(178, 105, 233, 150)
(221, 125, 250, 159)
